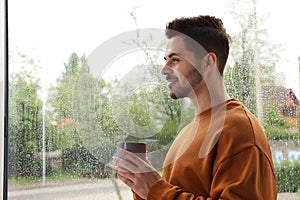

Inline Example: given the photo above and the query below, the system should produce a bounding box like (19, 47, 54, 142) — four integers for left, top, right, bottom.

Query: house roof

(261, 86, 299, 106)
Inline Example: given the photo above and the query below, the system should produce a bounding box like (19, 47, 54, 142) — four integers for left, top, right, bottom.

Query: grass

(9, 171, 81, 186)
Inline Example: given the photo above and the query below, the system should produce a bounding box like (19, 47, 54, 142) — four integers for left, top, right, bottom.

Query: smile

(167, 79, 178, 88)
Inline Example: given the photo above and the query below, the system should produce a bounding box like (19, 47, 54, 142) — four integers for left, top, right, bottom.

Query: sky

(8, 0, 300, 97)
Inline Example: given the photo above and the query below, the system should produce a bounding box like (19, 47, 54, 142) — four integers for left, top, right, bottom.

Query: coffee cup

(117, 142, 147, 160)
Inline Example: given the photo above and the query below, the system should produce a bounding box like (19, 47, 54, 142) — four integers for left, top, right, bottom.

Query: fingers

(112, 151, 161, 200)
(113, 156, 137, 173)
(113, 149, 155, 173)
(119, 149, 145, 165)
(114, 168, 134, 187)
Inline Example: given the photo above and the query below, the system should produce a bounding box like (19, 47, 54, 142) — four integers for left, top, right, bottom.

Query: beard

(170, 68, 203, 99)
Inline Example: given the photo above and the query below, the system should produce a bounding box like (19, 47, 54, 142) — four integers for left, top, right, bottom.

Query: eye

(172, 57, 179, 62)
(164, 55, 180, 65)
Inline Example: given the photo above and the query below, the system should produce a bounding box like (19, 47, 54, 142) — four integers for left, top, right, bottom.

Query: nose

(161, 63, 171, 75)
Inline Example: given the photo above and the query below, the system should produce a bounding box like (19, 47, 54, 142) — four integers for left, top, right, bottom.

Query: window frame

(1, 0, 9, 199)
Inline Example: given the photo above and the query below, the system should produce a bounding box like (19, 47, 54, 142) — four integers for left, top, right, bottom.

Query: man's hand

(113, 149, 161, 199)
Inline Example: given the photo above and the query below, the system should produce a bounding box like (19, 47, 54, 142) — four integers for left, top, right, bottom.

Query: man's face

(162, 36, 203, 99)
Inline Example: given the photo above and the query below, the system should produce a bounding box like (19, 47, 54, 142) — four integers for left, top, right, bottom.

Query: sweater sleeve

(147, 179, 213, 200)
(146, 146, 277, 200)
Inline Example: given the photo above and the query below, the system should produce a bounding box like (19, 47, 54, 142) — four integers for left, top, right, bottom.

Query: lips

(166, 77, 178, 88)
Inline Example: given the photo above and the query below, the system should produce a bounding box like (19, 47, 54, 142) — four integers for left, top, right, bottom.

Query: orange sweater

(134, 99, 277, 200)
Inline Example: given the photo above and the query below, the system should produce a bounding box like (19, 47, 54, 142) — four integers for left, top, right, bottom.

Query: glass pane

(6, 0, 300, 199)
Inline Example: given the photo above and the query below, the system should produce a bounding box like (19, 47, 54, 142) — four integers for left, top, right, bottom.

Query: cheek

(176, 73, 190, 87)
(174, 62, 202, 85)
(185, 68, 203, 86)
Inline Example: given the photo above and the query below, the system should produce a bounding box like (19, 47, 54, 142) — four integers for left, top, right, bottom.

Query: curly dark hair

(166, 15, 231, 75)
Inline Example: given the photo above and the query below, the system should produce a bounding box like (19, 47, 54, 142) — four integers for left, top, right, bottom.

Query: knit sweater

(134, 99, 277, 200)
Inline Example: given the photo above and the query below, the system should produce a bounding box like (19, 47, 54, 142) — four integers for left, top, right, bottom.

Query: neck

(188, 75, 230, 114)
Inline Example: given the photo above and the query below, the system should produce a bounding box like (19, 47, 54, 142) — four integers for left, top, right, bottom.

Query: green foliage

(275, 160, 300, 193)
(265, 126, 298, 140)
(64, 53, 81, 76)
(18, 141, 43, 177)
(48, 53, 118, 151)
(61, 145, 111, 178)
(9, 171, 80, 185)
(129, 92, 151, 127)
(225, 0, 280, 116)
(46, 53, 121, 177)
(125, 83, 190, 150)
(224, 63, 256, 113)
(9, 62, 44, 177)
(264, 109, 290, 128)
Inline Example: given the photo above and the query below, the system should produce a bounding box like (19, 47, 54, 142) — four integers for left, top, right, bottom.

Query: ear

(205, 52, 217, 68)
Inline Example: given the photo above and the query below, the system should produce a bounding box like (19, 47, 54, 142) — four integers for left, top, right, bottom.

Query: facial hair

(170, 67, 203, 99)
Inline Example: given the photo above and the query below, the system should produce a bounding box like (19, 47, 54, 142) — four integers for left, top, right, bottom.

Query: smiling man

(113, 15, 277, 200)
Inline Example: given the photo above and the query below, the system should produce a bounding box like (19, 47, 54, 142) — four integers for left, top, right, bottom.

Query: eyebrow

(164, 52, 181, 60)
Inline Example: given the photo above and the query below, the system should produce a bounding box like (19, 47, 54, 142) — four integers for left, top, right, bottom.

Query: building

(262, 86, 299, 130)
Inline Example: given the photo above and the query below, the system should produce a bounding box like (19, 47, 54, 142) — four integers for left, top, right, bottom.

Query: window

(2, 0, 300, 199)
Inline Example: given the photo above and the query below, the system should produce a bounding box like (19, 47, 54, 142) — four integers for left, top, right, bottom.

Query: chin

(170, 93, 178, 99)
(170, 92, 185, 100)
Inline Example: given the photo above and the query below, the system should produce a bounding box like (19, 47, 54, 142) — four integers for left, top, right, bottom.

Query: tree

(9, 58, 43, 177)
(48, 53, 119, 177)
(224, 0, 281, 125)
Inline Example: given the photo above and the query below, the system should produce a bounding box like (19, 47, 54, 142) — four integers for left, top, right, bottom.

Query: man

(113, 15, 277, 200)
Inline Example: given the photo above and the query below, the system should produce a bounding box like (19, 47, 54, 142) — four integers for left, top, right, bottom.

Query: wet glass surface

(5, 0, 300, 199)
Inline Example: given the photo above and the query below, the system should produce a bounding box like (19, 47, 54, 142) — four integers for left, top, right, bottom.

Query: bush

(61, 145, 111, 178)
(275, 160, 300, 193)
(265, 126, 299, 140)
(14, 141, 49, 178)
